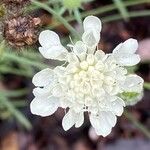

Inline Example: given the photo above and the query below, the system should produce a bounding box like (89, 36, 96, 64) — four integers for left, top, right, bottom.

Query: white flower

(30, 16, 144, 137)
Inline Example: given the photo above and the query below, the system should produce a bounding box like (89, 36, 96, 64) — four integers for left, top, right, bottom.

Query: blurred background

(0, 0, 150, 150)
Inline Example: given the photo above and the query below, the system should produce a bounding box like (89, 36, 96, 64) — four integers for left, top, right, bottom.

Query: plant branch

(124, 110, 150, 138)
(31, 0, 81, 39)
(0, 96, 32, 130)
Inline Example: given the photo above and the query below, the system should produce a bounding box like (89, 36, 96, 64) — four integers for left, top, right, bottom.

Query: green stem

(3, 52, 49, 69)
(74, 9, 82, 25)
(81, 0, 150, 18)
(49, 0, 150, 29)
(124, 110, 150, 138)
(144, 82, 150, 90)
(31, 0, 80, 39)
(113, 0, 129, 21)
(102, 10, 150, 23)
(0, 66, 33, 77)
(0, 88, 28, 97)
(0, 96, 32, 130)
(12, 100, 27, 107)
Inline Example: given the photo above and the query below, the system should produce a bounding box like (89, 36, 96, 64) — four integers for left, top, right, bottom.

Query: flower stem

(0, 66, 33, 77)
(31, 0, 81, 39)
(0, 95, 32, 130)
(0, 88, 28, 97)
(102, 10, 150, 23)
(3, 52, 49, 69)
(74, 8, 82, 25)
(124, 110, 150, 138)
(49, 0, 150, 29)
(112, 0, 129, 21)
(144, 82, 150, 90)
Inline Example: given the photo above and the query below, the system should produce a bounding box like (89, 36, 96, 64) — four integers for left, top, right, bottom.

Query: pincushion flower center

(63, 53, 113, 106)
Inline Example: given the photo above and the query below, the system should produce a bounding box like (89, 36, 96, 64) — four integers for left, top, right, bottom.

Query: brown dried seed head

(2, 0, 30, 16)
(3, 0, 30, 4)
(4, 16, 41, 47)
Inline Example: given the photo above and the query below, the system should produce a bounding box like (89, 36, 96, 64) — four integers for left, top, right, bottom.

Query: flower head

(4, 16, 41, 47)
(30, 16, 143, 137)
(63, 0, 94, 11)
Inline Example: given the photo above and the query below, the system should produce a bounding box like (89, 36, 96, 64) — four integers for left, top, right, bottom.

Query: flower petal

(90, 113, 112, 137)
(83, 16, 102, 33)
(39, 46, 67, 61)
(73, 41, 87, 54)
(122, 75, 144, 93)
(95, 50, 106, 61)
(82, 30, 100, 52)
(100, 111, 117, 127)
(62, 109, 75, 131)
(54, 66, 66, 76)
(111, 98, 125, 116)
(33, 87, 51, 97)
(30, 96, 59, 117)
(113, 39, 140, 66)
(39, 30, 68, 60)
(39, 30, 61, 48)
(52, 85, 63, 97)
(75, 112, 84, 128)
(113, 38, 138, 54)
(114, 54, 140, 66)
(67, 52, 79, 63)
(32, 68, 54, 87)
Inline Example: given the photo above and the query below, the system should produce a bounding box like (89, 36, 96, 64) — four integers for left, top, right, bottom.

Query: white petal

(30, 97, 59, 117)
(97, 115, 112, 137)
(90, 114, 112, 137)
(95, 50, 106, 61)
(100, 111, 117, 127)
(82, 30, 100, 52)
(113, 39, 140, 66)
(33, 87, 51, 97)
(52, 85, 63, 97)
(39, 46, 67, 61)
(122, 75, 144, 93)
(73, 41, 87, 54)
(39, 30, 61, 48)
(112, 39, 140, 66)
(67, 52, 79, 63)
(54, 66, 65, 76)
(115, 54, 140, 66)
(32, 68, 54, 87)
(62, 109, 75, 131)
(73, 41, 87, 60)
(111, 98, 125, 116)
(83, 16, 102, 33)
(113, 38, 138, 54)
(90, 114, 101, 132)
(39, 30, 68, 61)
(75, 112, 84, 128)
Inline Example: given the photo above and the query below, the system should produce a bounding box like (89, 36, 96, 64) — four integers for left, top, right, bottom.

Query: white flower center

(58, 53, 124, 113)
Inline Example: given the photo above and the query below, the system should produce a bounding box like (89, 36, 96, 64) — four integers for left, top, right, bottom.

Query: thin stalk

(12, 100, 27, 107)
(0, 66, 33, 77)
(102, 10, 150, 23)
(49, 0, 150, 29)
(144, 82, 150, 90)
(124, 110, 150, 138)
(31, 0, 80, 39)
(58, 7, 66, 15)
(74, 9, 82, 25)
(0, 96, 32, 130)
(113, 0, 129, 21)
(0, 88, 28, 97)
(3, 52, 49, 69)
